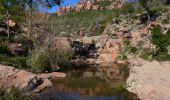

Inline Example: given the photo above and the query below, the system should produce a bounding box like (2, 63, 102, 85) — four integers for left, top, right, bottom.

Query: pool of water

(38, 66, 138, 100)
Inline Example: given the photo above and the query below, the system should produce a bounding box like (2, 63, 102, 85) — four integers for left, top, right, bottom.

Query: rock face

(0, 64, 66, 92)
(56, 0, 125, 16)
(126, 60, 170, 100)
(74, 35, 124, 66)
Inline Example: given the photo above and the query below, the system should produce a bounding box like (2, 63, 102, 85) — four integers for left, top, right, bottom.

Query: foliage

(121, 3, 135, 14)
(28, 48, 73, 73)
(50, 9, 123, 36)
(0, 87, 29, 100)
(138, 0, 165, 21)
(27, 49, 51, 72)
(115, 82, 126, 92)
(130, 46, 138, 54)
(0, 55, 29, 69)
(98, 15, 113, 34)
(55, 49, 73, 67)
(153, 52, 170, 61)
(0, 0, 26, 22)
(151, 25, 170, 53)
(140, 48, 152, 60)
(96, 0, 111, 7)
(118, 64, 129, 77)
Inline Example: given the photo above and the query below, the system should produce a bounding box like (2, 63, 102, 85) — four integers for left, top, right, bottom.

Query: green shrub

(130, 46, 138, 54)
(28, 49, 50, 73)
(28, 48, 73, 72)
(151, 25, 169, 53)
(153, 52, 170, 61)
(96, 0, 111, 7)
(0, 55, 29, 69)
(0, 87, 29, 100)
(55, 49, 73, 67)
(118, 64, 129, 77)
(50, 9, 125, 37)
(0, 45, 12, 56)
(9, 56, 28, 69)
(115, 82, 126, 92)
(122, 3, 135, 14)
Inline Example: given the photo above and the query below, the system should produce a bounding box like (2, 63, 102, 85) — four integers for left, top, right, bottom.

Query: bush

(153, 52, 170, 61)
(27, 49, 50, 73)
(0, 87, 29, 100)
(118, 64, 129, 77)
(151, 25, 169, 53)
(115, 82, 126, 92)
(96, 0, 111, 7)
(122, 3, 135, 14)
(28, 48, 73, 73)
(55, 49, 73, 67)
(49, 9, 127, 37)
(0, 45, 12, 56)
(0, 55, 29, 69)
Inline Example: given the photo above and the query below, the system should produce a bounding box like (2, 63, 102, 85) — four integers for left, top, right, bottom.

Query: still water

(38, 66, 138, 100)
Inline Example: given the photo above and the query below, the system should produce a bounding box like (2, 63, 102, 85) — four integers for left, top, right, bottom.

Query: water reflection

(38, 87, 132, 100)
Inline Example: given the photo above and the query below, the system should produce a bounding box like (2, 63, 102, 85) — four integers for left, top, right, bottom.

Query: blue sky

(48, 0, 80, 13)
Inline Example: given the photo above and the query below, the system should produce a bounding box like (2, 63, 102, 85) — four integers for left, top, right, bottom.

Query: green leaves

(151, 25, 169, 53)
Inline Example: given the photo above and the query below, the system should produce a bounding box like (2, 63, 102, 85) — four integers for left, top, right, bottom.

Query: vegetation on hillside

(0, 0, 169, 72)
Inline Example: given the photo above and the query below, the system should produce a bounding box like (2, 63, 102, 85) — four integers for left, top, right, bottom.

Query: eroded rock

(126, 60, 170, 100)
(0, 64, 66, 92)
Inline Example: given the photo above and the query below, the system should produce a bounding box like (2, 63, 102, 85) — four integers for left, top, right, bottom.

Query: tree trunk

(28, 0, 33, 40)
(7, 10, 10, 39)
(143, 5, 151, 23)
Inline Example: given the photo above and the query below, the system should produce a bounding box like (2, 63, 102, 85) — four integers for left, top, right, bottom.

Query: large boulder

(0, 64, 66, 92)
(126, 60, 170, 100)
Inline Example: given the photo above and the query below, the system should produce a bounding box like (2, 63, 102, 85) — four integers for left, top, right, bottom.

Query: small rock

(83, 72, 93, 77)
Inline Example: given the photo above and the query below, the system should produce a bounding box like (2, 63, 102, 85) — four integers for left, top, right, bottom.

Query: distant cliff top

(56, 0, 125, 16)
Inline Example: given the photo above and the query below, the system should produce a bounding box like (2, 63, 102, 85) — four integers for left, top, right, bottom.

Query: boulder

(83, 72, 93, 77)
(126, 61, 170, 100)
(6, 19, 16, 27)
(0, 64, 66, 92)
(9, 43, 25, 55)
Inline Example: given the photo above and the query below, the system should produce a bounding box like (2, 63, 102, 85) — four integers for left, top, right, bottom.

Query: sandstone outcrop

(56, 0, 125, 16)
(0, 64, 66, 92)
(126, 59, 170, 100)
(74, 34, 124, 66)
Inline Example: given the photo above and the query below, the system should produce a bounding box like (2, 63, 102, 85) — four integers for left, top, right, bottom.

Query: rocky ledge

(126, 59, 170, 100)
(0, 64, 66, 92)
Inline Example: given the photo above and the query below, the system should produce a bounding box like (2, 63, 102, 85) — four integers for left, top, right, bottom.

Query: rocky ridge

(57, 0, 125, 16)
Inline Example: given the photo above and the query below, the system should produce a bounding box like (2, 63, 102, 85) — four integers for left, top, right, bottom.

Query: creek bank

(0, 64, 66, 92)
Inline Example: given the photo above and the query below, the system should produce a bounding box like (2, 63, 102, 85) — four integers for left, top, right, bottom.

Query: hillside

(0, 0, 170, 100)
(56, 0, 125, 15)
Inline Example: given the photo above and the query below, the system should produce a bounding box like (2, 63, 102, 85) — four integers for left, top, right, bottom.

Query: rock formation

(126, 60, 170, 100)
(56, 0, 125, 16)
(0, 64, 66, 92)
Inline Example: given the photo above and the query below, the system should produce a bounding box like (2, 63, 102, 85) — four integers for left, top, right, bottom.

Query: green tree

(139, 0, 164, 21)
(0, 0, 26, 39)
(23, 0, 62, 39)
